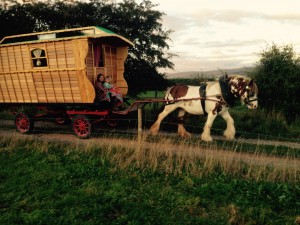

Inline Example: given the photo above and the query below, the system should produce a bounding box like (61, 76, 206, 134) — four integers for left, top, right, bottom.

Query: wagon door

(103, 45, 117, 85)
(92, 43, 105, 80)
(92, 43, 128, 95)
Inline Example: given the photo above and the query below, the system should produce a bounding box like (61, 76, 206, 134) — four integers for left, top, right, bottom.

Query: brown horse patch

(169, 85, 189, 99)
(212, 101, 226, 115)
(229, 77, 248, 96)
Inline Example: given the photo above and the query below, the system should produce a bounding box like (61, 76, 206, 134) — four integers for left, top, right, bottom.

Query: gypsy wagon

(0, 26, 136, 138)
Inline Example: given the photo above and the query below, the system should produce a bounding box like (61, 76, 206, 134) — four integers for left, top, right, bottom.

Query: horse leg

(177, 109, 191, 138)
(220, 110, 236, 140)
(201, 113, 217, 142)
(149, 104, 177, 135)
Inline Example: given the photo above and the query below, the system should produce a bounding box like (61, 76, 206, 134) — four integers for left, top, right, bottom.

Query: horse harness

(218, 75, 237, 107)
(199, 76, 238, 116)
(166, 75, 248, 115)
(199, 83, 208, 116)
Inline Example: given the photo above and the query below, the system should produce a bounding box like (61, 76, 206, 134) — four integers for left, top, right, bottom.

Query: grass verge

(0, 135, 299, 225)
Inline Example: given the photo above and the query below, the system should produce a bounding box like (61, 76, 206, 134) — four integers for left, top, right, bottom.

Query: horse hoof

(179, 132, 191, 138)
(149, 129, 158, 136)
(223, 133, 235, 140)
(149, 132, 157, 136)
(201, 134, 213, 142)
(223, 130, 235, 140)
(224, 136, 235, 140)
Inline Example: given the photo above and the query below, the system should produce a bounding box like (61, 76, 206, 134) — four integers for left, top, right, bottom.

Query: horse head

(226, 74, 258, 109)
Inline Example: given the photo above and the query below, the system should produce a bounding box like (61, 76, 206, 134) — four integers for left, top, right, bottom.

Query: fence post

(138, 107, 142, 144)
(154, 90, 158, 110)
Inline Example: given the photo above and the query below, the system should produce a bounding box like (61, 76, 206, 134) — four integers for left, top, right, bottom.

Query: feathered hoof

(149, 127, 158, 136)
(224, 135, 235, 140)
(201, 133, 213, 142)
(223, 131, 235, 140)
(179, 132, 191, 138)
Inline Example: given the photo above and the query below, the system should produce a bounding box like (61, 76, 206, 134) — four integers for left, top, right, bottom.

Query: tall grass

(1, 134, 299, 224)
(1, 133, 298, 183)
(115, 134, 299, 183)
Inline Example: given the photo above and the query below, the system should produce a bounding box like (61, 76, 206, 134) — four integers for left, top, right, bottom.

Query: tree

(0, 1, 36, 37)
(251, 44, 300, 122)
(111, 0, 174, 96)
(0, 0, 174, 96)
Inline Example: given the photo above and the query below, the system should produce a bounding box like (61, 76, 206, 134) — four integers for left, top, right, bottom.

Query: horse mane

(228, 74, 258, 95)
(251, 82, 258, 95)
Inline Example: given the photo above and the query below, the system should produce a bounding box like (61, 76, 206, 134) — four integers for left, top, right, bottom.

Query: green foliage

(0, 0, 173, 96)
(0, 140, 299, 225)
(251, 44, 300, 122)
(168, 78, 200, 86)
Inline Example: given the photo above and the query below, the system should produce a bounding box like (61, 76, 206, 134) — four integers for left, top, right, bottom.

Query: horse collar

(199, 83, 208, 116)
(219, 76, 236, 107)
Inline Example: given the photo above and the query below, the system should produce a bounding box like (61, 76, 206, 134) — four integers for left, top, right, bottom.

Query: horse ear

(224, 72, 228, 80)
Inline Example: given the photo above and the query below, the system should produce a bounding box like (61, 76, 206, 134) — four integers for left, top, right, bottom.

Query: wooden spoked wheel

(105, 114, 120, 128)
(15, 113, 34, 134)
(55, 117, 69, 125)
(106, 119, 119, 128)
(72, 115, 92, 139)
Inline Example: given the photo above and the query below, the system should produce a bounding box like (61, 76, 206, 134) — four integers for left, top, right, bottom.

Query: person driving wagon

(94, 74, 123, 109)
(94, 73, 106, 102)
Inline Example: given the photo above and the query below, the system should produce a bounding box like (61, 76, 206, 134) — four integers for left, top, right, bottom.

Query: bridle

(244, 85, 258, 106)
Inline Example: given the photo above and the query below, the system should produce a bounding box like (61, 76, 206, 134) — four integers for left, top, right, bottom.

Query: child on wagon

(103, 76, 123, 108)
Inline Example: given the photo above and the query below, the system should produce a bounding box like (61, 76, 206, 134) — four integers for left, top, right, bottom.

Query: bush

(251, 44, 300, 122)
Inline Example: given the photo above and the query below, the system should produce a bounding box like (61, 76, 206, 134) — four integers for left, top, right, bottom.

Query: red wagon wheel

(72, 115, 92, 139)
(15, 113, 34, 134)
(105, 114, 120, 128)
(106, 116, 119, 128)
(106, 119, 119, 128)
(55, 117, 70, 125)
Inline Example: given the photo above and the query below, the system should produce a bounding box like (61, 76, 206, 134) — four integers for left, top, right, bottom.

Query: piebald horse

(149, 74, 258, 142)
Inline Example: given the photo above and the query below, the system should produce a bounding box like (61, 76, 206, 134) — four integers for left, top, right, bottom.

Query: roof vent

(38, 33, 56, 40)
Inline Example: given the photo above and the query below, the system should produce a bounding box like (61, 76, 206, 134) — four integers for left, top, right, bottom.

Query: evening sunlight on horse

(150, 74, 258, 142)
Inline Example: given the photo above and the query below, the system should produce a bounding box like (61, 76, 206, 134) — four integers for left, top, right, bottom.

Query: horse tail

(164, 86, 175, 105)
(164, 87, 172, 99)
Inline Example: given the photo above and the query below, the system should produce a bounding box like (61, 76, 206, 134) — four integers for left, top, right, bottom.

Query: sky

(146, 0, 300, 73)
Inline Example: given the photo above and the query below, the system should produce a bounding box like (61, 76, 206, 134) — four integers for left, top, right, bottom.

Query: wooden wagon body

(0, 26, 133, 104)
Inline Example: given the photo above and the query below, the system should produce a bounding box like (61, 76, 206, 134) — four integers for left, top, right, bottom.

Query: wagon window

(31, 48, 48, 67)
(94, 44, 104, 67)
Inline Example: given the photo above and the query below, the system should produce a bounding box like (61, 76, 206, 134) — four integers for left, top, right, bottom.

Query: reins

(164, 96, 223, 105)
(247, 98, 258, 103)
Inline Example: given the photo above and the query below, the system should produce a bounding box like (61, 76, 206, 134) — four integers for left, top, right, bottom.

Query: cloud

(152, 0, 300, 73)
(265, 13, 300, 23)
(189, 9, 262, 24)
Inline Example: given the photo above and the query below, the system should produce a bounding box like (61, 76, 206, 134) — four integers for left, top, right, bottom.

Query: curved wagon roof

(0, 26, 134, 47)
